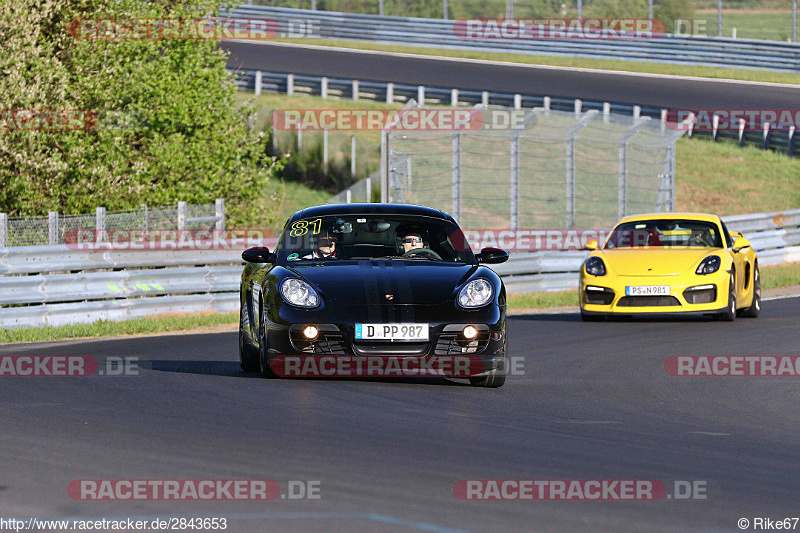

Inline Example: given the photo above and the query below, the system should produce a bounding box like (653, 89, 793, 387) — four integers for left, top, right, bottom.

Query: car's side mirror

(584, 239, 599, 251)
(477, 247, 509, 264)
(732, 236, 751, 253)
(242, 246, 276, 263)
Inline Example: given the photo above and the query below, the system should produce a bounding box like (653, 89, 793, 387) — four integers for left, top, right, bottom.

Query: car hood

(284, 260, 478, 305)
(599, 248, 717, 276)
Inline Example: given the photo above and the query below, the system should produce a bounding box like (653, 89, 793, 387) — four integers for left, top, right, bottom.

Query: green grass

(697, 9, 797, 41)
(0, 312, 238, 345)
(507, 290, 579, 309)
(675, 137, 800, 215)
(762, 261, 800, 289)
(261, 178, 333, 231)
(272, 37, 800, 85)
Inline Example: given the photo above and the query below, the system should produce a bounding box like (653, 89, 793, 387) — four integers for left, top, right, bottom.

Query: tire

(718, 274, 737, 322)
(469, 348, 507, 388)
(740, 264, 761, 318)
(581, 312, 605, 322)
(257, 305, 276, 379)
(239, 327, 260, 372)
(238, 301, 260, 372)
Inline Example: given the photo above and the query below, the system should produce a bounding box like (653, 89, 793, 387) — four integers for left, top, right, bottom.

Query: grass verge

(0, 312, 238, 345)
(762, 261, 800, 290)
(676, 137, 800, 215)
(507, 290, 579, 309)
(697, 9, 797, 41)
(272, 37, 800, 85)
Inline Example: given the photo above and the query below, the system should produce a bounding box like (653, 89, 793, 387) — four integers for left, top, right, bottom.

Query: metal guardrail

(0, 246, 243, 275)
(495, 209, 800, 292)
(234, 69, 798, 158)
(228, 6, 800, 73)
(0, 245, 248, 329)
(0, 266, 242, 306)
(0, 294, 238, 330)
(0, 208, 797, 328)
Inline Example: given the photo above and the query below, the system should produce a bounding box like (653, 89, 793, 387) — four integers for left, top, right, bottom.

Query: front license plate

(355, 323, 429, 341)
(625, 285, 670, 296)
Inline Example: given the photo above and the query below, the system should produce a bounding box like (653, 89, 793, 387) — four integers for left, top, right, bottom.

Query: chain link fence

(1, 201, 225, 248)
(326, 172, 378, 204)
(386, 108, 686, 230)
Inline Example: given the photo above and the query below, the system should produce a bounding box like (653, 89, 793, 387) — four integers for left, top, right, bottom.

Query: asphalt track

(222, 41, 800, 110)
(2, 296, 800, 532)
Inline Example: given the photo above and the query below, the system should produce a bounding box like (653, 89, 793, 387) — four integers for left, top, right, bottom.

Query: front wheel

(739, 264, 761, 318)
(718, 274, 737, 322)
(257, 309, 276, 379)
(239, 327, 260, 372)
(469, 350, 507, 388)
(239, 301, 259, 372)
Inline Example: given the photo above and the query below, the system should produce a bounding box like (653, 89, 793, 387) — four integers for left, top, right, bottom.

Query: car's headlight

(585, 256, 606, 276)
(458, 278, 493, 308)
(696, 255, 721, 275)
(280, 278, 320, 308)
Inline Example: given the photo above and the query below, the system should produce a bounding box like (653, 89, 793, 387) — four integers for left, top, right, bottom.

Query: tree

(0, 0, 278, 225)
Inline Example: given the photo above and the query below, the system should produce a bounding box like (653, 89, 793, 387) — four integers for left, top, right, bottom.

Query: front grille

(434, 335, 489, 355)
(683, 286, 717, 304)
(289, 324, 347, 355)
(617, 296, 681, 307)
(584, 286, 615, 305)
(352, 342, 429, 355)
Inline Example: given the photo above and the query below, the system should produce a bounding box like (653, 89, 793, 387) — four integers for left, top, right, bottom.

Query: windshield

(275, 214, 475, 263)
(605, 219, 723, 249)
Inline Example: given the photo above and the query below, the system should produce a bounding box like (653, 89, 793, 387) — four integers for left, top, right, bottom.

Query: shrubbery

(0, 0, 279, 225)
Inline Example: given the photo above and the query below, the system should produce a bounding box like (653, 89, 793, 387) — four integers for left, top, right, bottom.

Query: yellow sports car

(579, 213, 760, 321)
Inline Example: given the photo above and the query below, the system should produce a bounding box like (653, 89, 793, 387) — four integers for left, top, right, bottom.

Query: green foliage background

(0, 0, 279, 224)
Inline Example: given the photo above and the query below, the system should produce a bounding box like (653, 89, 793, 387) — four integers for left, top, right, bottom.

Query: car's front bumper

(262, 304, 506, 377)
(579, 270, 730, 315)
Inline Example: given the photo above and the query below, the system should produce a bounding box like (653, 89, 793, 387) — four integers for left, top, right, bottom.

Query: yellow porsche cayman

(579, 213, 760, 321)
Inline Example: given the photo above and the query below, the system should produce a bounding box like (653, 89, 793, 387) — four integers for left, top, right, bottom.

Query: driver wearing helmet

(303, 232, 338, 259)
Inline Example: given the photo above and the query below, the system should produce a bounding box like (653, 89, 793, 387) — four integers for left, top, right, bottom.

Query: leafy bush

(0, 0, 279, 225)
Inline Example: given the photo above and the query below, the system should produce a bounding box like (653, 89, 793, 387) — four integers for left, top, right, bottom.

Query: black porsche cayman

(238, 203, 509, 387)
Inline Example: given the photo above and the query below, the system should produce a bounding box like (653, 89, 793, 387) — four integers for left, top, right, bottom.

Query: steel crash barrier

(233, 69, 799, 158)
(226, 6, 800, 73)
(0, 209, 798, 329)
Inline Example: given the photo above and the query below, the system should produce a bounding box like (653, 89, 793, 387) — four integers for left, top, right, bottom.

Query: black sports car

(238, 203, 510, 387)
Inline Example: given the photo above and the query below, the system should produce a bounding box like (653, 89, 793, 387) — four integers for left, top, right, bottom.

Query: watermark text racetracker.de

(460, 229, 607, 252)
(64, 229, 277, 251)
(67, 17, 321, 40)
(454, 479, 708, 500)
(1, 109, 149, 132)
(0, 356, 138, 377)
(666, 109, 800, 131)
(453, 18, 666, 40)
(665, 356, 800, 377)
(271, 108, 532, 132)
(64, 228, 608, 252)
(67, 479, 321, 501)
(270, 354, 523, 378)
